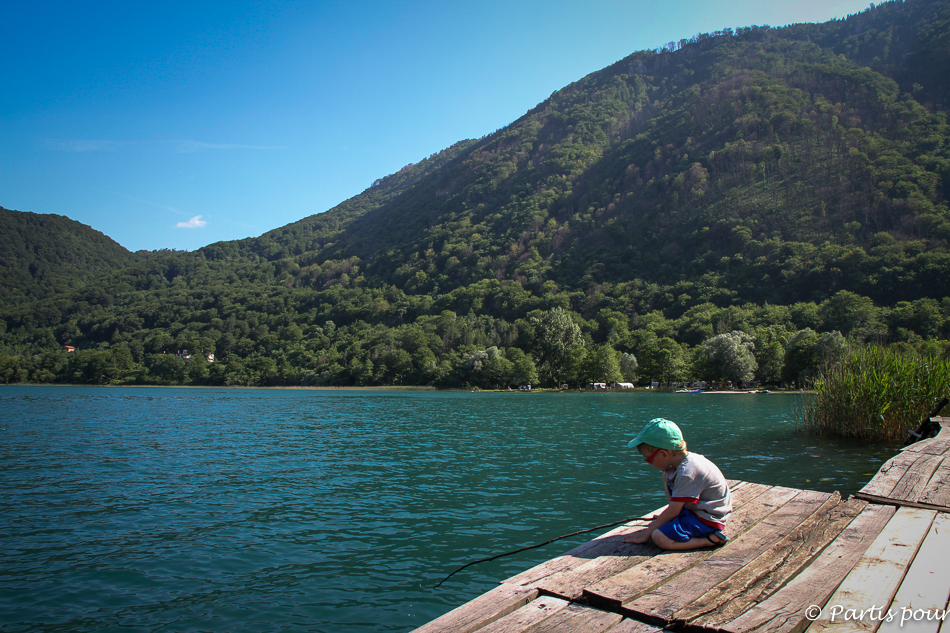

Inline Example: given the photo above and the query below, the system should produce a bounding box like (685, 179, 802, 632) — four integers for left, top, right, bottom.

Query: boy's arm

(623, 500, 685, 544)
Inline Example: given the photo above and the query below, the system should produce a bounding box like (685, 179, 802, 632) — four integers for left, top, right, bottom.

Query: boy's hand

(623, 529, 652, 544)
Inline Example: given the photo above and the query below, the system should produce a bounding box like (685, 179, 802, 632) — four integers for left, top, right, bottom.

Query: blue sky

(1, 0, 874, 252)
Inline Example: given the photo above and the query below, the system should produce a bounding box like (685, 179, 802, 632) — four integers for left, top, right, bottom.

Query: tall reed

(799, 346, 950, 441)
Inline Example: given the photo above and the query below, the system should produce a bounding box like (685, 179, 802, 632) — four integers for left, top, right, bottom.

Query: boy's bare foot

(623, 529, 651, 544)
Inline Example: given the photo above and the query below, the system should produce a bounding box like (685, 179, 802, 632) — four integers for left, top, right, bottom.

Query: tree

(147, 354, 187, 384)
(530, 307, 584, 386)
(620, 352, 639, 383)
(753, 326, 787, 384)
(815, 331, 849, 364)
(505, 347, 538, 386)
(584, 344, 623, 384)
(703, 331, 757, 384)
(379, 349, 413, 384)
(818, 291, 880, 340)
(636, 333, 687, 384)
(783, 328, 820, 385)
(654, 338, 689, 384)
(460, 346, 514, 389)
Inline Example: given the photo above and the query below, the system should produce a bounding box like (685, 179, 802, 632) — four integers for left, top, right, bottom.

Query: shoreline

(0, 383, 810, 394)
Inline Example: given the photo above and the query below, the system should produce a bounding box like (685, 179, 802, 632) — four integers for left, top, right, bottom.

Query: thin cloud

(170, 140, 286, 153)
(43, 139, 130, 152)
(43, 138, 285, 153)
(176, 215, 208, 229)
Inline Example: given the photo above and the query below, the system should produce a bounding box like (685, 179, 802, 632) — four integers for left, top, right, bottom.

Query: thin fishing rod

(434, 514, 656, 588)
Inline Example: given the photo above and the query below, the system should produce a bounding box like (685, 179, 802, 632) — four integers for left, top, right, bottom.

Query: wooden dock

(416, 418, 950, 633)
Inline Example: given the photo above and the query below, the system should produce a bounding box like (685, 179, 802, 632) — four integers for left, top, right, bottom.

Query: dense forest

(3, 0, 950, 389)
(0, 208, 142, 306)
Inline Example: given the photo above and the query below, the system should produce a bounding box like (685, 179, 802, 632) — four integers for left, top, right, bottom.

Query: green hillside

(203, 0, 950, 309)
(0, 207, 141, 307)
(2, 0, 950, 388)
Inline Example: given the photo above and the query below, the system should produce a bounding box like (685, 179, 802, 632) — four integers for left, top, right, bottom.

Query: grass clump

(800, 346, 950, 441)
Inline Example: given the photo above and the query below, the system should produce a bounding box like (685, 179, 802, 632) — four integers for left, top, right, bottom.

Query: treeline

(1, 265, 948, 388)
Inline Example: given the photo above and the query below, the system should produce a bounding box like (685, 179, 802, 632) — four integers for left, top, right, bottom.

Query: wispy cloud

(44, 138, 285, 153)
(43, 138, 130, 152)
(170, 140, 286, 153)
(176, 215, 208, 229)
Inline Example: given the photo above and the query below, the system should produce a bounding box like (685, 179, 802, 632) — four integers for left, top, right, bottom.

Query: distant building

(62, 345, 76, 352)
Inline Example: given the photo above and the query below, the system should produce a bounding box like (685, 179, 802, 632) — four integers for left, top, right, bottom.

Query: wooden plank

(804, 507, 937, 633)
(682, 496, 867, 630)
(861, 453, 919, 498)
(536, 543, 654, 600)
(525, 602, 623, 633)
(853, 493, 950, 514)
(412, 584, 538, 633)
(606, 619, 666, 632)
(889, 454, 945, 504)
(583, 485, 802, 611)
(622, 490, 834, 624)
(917, 461, 950, 509)
(475, 596, 570, 633)
(722, 503, 897, 633)
(877, 513, 950, 633)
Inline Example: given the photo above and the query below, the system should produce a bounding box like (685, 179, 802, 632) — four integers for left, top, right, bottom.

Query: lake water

(1, 386, 899, 632)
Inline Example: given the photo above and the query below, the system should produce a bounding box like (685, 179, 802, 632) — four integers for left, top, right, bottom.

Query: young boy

(623, 417, 732, 550)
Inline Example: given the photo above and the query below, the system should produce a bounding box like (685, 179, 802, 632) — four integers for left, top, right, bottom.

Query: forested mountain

(3, 0, 950, 388)
(0, 207, 141, 307)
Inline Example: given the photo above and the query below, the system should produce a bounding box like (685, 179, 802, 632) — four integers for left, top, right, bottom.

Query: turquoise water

(1, 387, 898, 632)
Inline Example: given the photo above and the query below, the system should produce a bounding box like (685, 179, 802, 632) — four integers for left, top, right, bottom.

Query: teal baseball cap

(627, 418, 686, 450)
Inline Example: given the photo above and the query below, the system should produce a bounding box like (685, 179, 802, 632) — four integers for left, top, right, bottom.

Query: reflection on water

(0, 387, 897, 632)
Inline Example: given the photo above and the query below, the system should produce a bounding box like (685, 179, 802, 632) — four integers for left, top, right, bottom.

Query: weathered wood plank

(804, 507, 937, 633)
(917, 461, 950, 509)
(889, 454, 945, 504)
(877, 513, 950, 633)
(721, 503, 897, 633)
(535, 544, 654, 600)
(682, 495, 867, 630)
(524, 602, 623, 633)
(474, 596, 570, 633)
(853, 493, 950, 514)
(583, 485, 802, 611)
(606, 619, 666, 632)
(861, 454, 919, 498)
(412, 584, 538, 633)
(623, 490, 834, 624)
